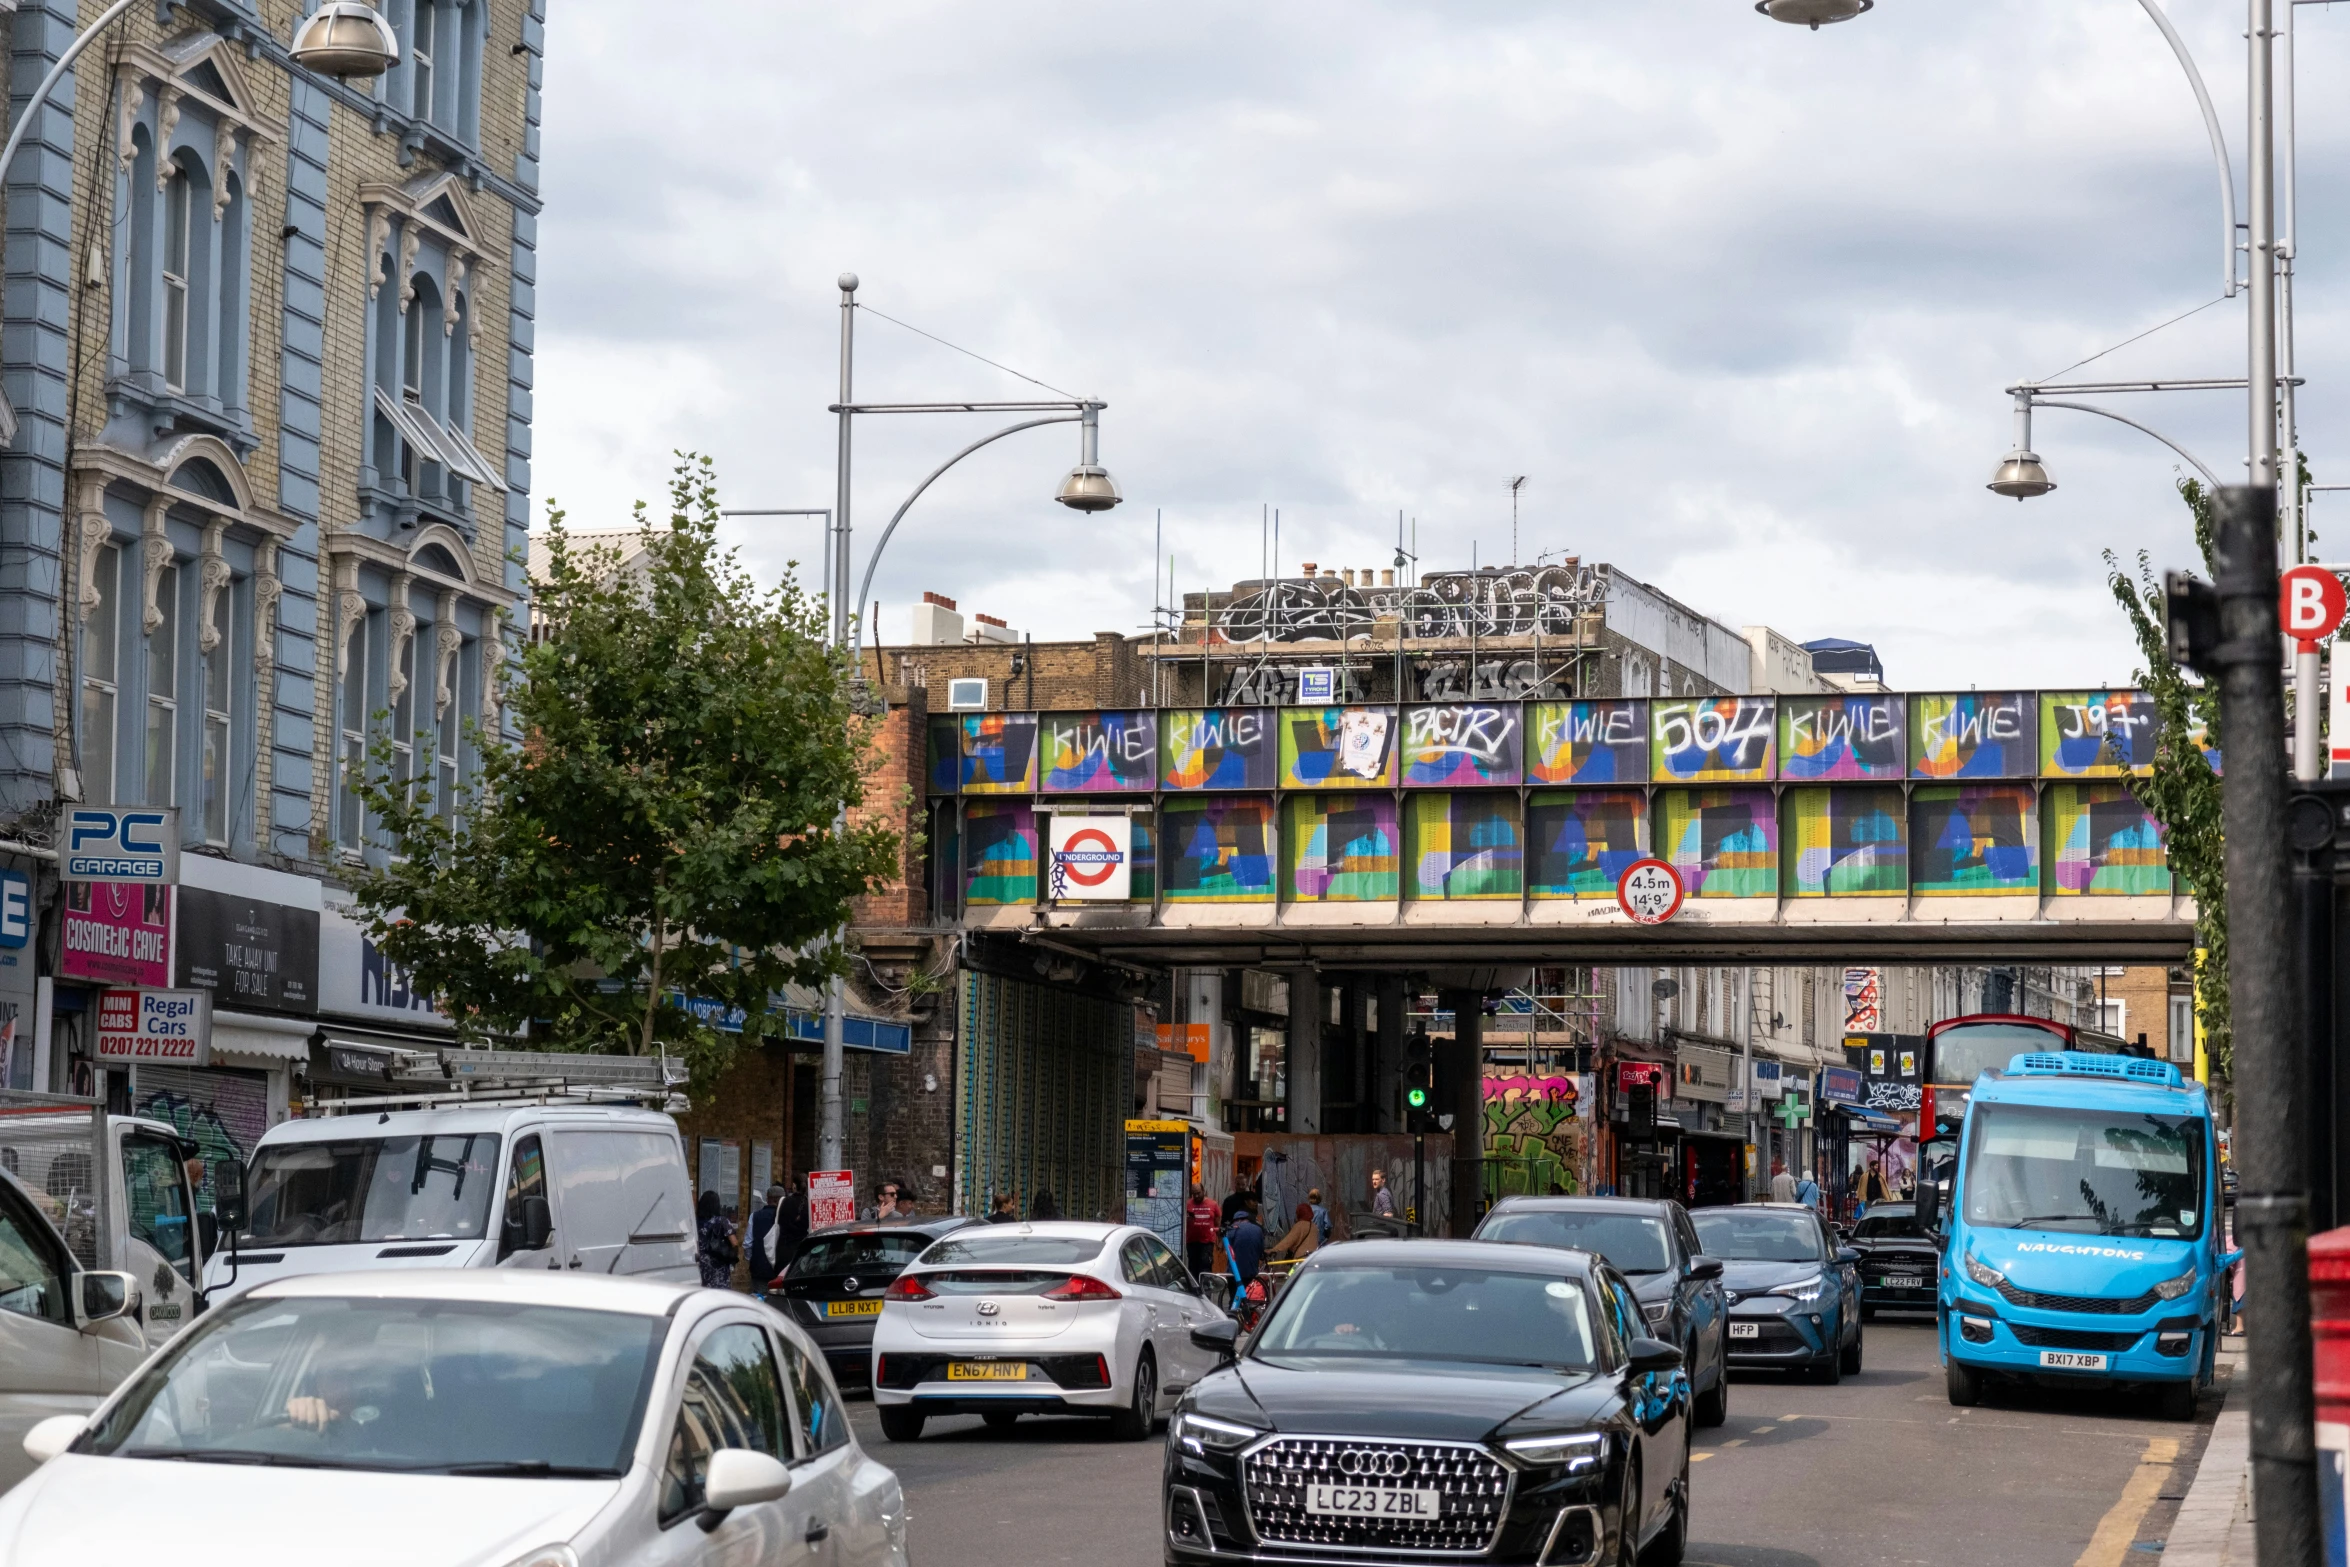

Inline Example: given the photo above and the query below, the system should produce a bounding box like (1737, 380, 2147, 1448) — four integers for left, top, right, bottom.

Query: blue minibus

(1917, 1050, 2235, 1419)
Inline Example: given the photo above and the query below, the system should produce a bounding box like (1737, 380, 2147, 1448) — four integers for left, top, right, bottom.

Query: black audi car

(1844, 1202, 1939, 1318)
(1164, 1240, 1692, 1567)
(1473, 1195, 1730, 1427)
(768, 1216, 977, 1390)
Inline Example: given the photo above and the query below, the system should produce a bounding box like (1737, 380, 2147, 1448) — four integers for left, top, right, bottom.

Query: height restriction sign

(1616, 859, 1685, 924)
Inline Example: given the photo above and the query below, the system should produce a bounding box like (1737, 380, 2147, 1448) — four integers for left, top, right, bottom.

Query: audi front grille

(1242, 1437, 1512, 1555)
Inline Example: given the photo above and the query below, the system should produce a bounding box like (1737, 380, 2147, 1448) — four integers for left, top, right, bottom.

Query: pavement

(847, 1314, 2229, 1567)
(2153, 1338, 2250, 1567)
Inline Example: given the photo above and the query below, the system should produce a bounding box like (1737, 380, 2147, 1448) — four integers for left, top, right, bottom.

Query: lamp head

(290, 2, 399, 77)
(1756, 0, 1873, 27)
(1056, 465, 1122, 513)
(1987, 450, 2056, 501)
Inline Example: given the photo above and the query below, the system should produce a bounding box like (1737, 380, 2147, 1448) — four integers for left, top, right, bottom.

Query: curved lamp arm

(2034, 397, 2223, 489)
(0, 0, 140, 188)
(2135, 0, 2239, 298)
(846, 414, 1080, 675)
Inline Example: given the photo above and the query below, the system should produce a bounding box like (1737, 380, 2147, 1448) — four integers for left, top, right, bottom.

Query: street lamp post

(816, 276, 1120, 1177)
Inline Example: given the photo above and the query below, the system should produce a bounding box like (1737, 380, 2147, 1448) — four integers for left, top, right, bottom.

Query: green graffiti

(1483, 1076, 1586, 1197)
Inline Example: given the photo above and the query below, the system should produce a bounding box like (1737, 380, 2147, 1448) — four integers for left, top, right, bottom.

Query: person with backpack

(695, 1190, 739, 1289)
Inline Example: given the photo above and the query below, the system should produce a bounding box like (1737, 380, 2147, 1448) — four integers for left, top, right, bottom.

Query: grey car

(1473, 1194, 1732, 1428)
(767, 1217, 977, 1391)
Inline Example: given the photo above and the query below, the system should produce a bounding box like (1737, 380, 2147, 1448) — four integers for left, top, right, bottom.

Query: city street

(853, 1316, 2226, 1567)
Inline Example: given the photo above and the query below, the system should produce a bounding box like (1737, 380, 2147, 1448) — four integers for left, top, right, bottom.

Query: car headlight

(1174, 1410, 1264, 1455)
(498, 1549, 577, 1567)
(1641, 1300, 1673, 1328)
(1503, 1431, 1606, 1474)
(2152, 1267, 2199, 1301)
(1963, 1253, 2006, 1290)
(1768, 1274, 1826, 1303)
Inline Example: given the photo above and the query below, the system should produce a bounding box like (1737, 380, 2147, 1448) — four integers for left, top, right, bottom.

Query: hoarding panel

(1399, 703, 1523, 787)
(2047, 782, 2170, 894)
(1528, 700, 1648, 785)
(1784, 786, 1908, 897)
(1278, 706, 1397, 789)
(1406, 793, 1524, 900)
(1283, 794, 1399, 902)
(1911, 783, 2039, 894)
(1652, 698, 1776, 783)
(1161, 708, 1277, 791)
(1038, 710, 1158, 794)
(1779, 695, 1905, 781)
(1160, 797, 1275, 903)
(1910, 692, 2035, 779)
(1657, 788, 1778, 897)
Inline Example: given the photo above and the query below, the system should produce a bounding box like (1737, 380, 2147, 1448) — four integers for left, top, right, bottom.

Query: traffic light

(1404, 1031, 1433, 1129)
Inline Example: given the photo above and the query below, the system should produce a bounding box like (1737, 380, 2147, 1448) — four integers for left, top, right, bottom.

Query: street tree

(2105, 479, 2228, 1081)
(350, 454, 899, 1087)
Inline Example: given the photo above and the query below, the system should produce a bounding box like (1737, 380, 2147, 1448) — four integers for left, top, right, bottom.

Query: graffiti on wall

(1483, 1075, 1587, 1197)
(1279, 707, 1397, 788)
(1912, 693, 2035, 779)
(928, 713, 1039, 795)
(1408, 793, 1523, 900)
(1843, 968, 1883, 1032)
(1529, 701, 1647, 785)
(965, 802, 1038, 906)
(1787, 787, 1907, 896)
(1401, 704, 1522, 787)
(1527, 791, 1646, 897)
(2040, 690, 2158, 777)
(1653, 698, 1776, 782)
(1162, 709, 1277, 790)
(1781, 695, 1905, 781)
(1212, 563, 1606, 645)
(1038, 711, 1157, 794)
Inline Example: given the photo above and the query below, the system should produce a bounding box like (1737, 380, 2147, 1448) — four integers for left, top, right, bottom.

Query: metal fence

(0, 1089, 110, 1269)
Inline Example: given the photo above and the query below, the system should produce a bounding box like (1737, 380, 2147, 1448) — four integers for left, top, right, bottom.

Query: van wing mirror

(518, 1195, 553, 1251)
(75, 1271, 141, 1331)
(213, 1157, 248, 1231)
(1913, 1178, 1942, 1237)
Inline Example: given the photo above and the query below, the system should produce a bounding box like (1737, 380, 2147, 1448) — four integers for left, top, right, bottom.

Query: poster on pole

(808, 1169, 857, 1230)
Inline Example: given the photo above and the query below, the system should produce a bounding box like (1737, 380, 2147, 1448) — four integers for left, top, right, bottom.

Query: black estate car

(1166, 1240, 1692, 1567)
(1473, 1195, 1730, 1428)
(769, 1216, 976, 1389)
(1844, 1202, 1939, 1318)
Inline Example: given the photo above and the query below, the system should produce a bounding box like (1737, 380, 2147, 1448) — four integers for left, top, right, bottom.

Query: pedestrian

(775, 1175, 810, 1261)
(1369, 1168, 1397, 1220)
(1224, 1200, 1266, 1286)
(695, 1190, 739, 1290)
(986, 1192, 1020, 1223)
(1769, 1158, 1796, 1204)
(1308, 1187, 1330, 1245)
(1794, 1163, 1821, 1213)
(1031, 1189, 1062, 1221)
(1862, 1158, 1889, 1205)
(861, 1179, 912, 1223)
(1267, 1201, 1320, 1261)
(1221, 1177, 1258, 1228)
(746, 1183, 785, 1291)
(1185, 1184, 1220, 1276)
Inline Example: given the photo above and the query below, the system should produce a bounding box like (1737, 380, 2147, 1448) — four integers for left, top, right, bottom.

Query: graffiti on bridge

(1483, 1075, 1587, 1196)
(1211, 563, 1606, 645)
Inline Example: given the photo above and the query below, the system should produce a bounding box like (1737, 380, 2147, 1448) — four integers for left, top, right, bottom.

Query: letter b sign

(2280, 566, 2347, 648)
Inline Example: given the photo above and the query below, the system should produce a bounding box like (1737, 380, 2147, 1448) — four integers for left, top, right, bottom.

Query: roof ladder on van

(304, 1046, 688, 1116)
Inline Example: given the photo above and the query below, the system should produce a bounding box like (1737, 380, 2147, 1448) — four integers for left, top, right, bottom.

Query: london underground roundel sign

(1616, 858, 1685, 924)
(1057, 827, 1122, 888)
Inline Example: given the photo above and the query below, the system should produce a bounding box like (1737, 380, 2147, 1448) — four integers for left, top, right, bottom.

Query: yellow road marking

(1721, 1438, 1746, 1448)
(1691, 1452, 1714, 1462)
(2072, 1437, 2181, 1567)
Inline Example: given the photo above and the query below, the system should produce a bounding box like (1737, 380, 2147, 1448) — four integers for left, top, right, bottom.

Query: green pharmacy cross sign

(1773, 1096, 1811, 1131)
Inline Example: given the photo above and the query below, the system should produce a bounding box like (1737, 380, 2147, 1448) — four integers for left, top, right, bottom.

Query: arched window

(161, 161, 194, 392)
(216, 171, 246, 414)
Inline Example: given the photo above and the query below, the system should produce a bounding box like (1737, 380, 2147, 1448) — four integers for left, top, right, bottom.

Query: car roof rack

(305, 1046, 687, 1115)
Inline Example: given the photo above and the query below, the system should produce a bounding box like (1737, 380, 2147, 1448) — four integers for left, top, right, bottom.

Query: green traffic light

(1407, 1087, 1428, 1108)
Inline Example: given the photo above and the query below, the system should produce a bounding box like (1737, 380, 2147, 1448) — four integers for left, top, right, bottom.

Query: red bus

(1922, 1013, 2131, 1131)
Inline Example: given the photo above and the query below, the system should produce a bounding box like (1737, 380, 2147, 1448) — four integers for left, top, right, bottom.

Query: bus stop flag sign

(2281, 564, 2347, 650)
(1616, 858, 1685, 924)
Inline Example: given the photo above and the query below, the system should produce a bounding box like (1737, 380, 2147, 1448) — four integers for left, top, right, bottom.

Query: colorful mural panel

(925, 717, 961, 796)
(1910, 693, 2035, 779)
(1283, 794, 1400, 902)
(1780, 695, 1906, 781)
(1652, 698, 1776, 783)
(964, 801, 1038, 906)
(1037, 710, 1157, 793)
(1406, 794, 1523, 900)
(1160, 708, 1277, 791)
(1911, 784, 2038, 894)
(1527, 791, 1647, 898)
(1483, 1076, 1587, 1197)
(1130, 814, 1156, 901)
(1784, 787, 1907, 897)
(2048, 783, 2169, 894)
(1160, 797, 1276, 903)
(1657, 789, 1778, 897)
(2040, 690, 2158, 778)
(1400, 704, 1523, 787)
(1278, 707, 1397, 788)
(939, 712, 1039, 795)
(1528, 701, 1648, 785)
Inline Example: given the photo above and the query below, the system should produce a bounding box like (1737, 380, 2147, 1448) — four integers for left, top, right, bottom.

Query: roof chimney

(922, 590, 957, 610)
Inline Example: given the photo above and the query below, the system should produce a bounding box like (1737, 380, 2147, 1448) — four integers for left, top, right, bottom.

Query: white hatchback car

(869, 1221, 1228, 1442)
(0, 1270, 909, 1567)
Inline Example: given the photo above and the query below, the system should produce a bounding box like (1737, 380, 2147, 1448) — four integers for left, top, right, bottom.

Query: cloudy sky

(531, 1, 2345, 691)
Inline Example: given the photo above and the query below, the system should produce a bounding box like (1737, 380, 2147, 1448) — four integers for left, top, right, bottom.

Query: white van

(201, 1101, 698, 1302)
(0, 1166, 145, 1494)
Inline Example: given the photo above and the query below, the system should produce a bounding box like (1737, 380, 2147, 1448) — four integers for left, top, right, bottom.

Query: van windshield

(244, 1136, 502, 1248)
(1962, 1104, 2205, 1239)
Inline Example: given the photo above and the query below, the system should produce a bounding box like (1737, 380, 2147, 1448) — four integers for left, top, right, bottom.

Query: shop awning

(211, 1010, 318, 1064)
(1829, 1103, 1905, 1134)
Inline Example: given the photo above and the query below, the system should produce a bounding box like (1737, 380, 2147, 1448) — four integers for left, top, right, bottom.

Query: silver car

(869, 1221, 1226, 1442)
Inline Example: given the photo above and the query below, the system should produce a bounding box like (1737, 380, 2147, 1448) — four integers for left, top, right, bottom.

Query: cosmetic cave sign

(95, 987, 213, 1067)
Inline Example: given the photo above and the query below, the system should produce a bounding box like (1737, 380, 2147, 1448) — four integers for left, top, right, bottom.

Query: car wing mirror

(1191, 1317, 1242, 1361)
(1687, 1257, 1723, 1281)
(699, 1448, 792, 1531)
(1626, 1336, 1684, 1375)
(1835, 1247, 1862, 1265)
(22, 1414, 85, 1466)
(75, 1271, 140, 1332)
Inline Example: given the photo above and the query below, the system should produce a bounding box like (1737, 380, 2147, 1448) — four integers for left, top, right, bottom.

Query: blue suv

(1692, 1203, 1863, 1384)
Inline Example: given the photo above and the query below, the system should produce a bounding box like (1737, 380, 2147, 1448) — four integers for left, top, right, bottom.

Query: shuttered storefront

(956, 972, 1130, 1220)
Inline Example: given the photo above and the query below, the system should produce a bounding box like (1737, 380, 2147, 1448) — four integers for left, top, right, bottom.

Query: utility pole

(1508, 476, 1527, 567)
(820, 275, 858, 1176)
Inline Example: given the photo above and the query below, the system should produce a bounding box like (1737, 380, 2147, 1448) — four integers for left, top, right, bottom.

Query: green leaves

(350, 455, 899, 1092)
(2103, 478, 2227, 1081)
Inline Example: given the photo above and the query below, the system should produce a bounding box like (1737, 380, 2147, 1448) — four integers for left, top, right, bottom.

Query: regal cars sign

(95, 987, 212, 1067)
